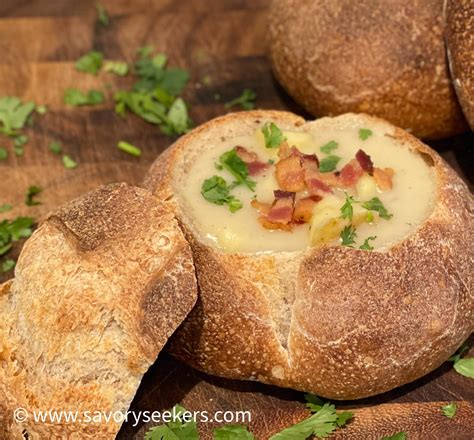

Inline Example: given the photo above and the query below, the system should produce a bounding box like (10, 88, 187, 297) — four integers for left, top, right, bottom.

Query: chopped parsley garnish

(449, 345, 474, 378)
(270, 401, 353, 439)
(359, 236, 377, 250)
(144, 405, 199, 440)
(62, 154, 78, 169)
(25, 186, 42, 206)
(35, 104, 48, 115)
(219, 149, 256, 191)
(381, 432, 406, 440)
(319, 155, 341, 173)
(320, 140, 338, 154)
(359, 128, 373, 141)
(340, 225, 357, 246)
(96, 3, 109, 26)
(214, 425, 254, 439)
(224, 89, 257, 110)
(0, 97, 35, 136)
(49, 141, 62, 155)
(201, 176, 242, 213)
(137, 45, 154, 58)
(13, 145, 24, 156)
(0, 147, 7, 160)
(362, 197, 393, 220)
(117, 141, 141, 157)
(262, 122, 286, 149)
(64, 88, 104, 106)
(14, 135, 28, 148)
(0, 204, 13, 213)
(1, 258, 15, 273)
(104, 61, 129, 76)
(441, 402, 457, 419)
(340, 193, 355, 220)
(0, 216, 34, 256)
(75, 50, 103, 75)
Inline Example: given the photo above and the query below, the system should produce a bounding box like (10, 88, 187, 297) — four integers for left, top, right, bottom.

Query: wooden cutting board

(0, 1, 472, 439)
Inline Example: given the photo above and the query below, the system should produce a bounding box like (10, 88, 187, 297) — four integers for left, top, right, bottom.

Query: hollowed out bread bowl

(144, 110, 473, 400)
(0, 183, 197, 439)
(445, 0, 474, 129)
(268, 0, 468, 140)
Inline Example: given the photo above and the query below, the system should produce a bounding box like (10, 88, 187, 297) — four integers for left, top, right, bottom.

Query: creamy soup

(179, 121, 436, 253)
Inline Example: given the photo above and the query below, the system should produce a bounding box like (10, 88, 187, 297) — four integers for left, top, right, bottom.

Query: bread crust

(445, 0, 474, 129)
(0, 183, 197, 438)
(267, 0, 468, 140)
(144, 110, 473, 400)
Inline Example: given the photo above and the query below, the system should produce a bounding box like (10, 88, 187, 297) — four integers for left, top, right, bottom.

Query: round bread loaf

(144, 110, 473, 400)
(268, 0, 468, 140)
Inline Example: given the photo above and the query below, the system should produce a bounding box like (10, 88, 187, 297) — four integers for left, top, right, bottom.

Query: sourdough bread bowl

(268, 0, 468, 140)
(445, 0, 474, 129)
(0, 183, 197, 439)
(144, 110, 473, 400)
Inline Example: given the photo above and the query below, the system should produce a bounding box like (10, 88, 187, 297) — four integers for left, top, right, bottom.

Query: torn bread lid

(0, 183, 197, 439)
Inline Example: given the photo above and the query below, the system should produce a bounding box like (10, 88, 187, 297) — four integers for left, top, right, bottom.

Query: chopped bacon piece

(275, 155, 306, 192)
(258, 217, 294, 231)
(293, 196, 321, 223)
(373, 167, 394, 191)
(339, 159, 364, 188)
(301, 153, 319, 171)
(235, 145, 268, 176)
(306, 175, 333, 195)
(267, 191, 295, 224)
(355, 149, 374, 174)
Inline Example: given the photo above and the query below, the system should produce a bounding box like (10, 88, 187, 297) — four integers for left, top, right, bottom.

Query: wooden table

(0, 1, 472, 439)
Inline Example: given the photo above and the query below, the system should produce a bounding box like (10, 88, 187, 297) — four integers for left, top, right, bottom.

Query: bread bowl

(445, 0, 474, 129)
(267, 0, 468, 140)
(0, 183, 197, 439)
(144, 110, 473, 400)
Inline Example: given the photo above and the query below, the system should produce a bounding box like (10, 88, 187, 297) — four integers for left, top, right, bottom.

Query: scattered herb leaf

(137, 45, 154, 58)
(340, 225, 357, 246)
(441, 402, 457, 419)
(340, 193, 355, 220)
(117, 141, 141, 157)
(0, 147, 7, 160)
(62, 154, 78, 169)
(224, 89, 257, 110)
(381, 432, 406, 440)
(362, 197, 393, 220)
(449, 345, 469, 363)
(0, 204, 13, 213)
(453, 358, 474, 378)
(219, 149, 256, 191)
(320, 140, 338, 154)
(144, 405, 199, 440)
(359, 236, 377, 250)
(0, 216, 34, 256)
(104, 61, 129, 76)
(1, 258, 15, 272)
(25, 186, 42, 206)
(13, 146, 24, 156)
(201, 176, 242, 213)
(75, 50, 103, 75)
(359, 128, 373, 141)
(35, 104, 48, 115)
(319, 155, 341, 173)
(262, 122, 286, 149)
(49, 141, 62, 155)
(0, 97, 36, 136)
(213, 424, 255, 439)
(14, 135, 28, 148)
(64, 88, 104, 106)
(96, 3, 109, 26)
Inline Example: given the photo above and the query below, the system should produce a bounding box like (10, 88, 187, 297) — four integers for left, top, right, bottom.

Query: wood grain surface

(0, 1, 473, 439)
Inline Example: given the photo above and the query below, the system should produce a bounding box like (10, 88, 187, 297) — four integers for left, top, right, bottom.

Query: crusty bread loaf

(0, 183, 197, 439)
(445, 0, 474, 129)
(144, 110, 473, 400)
(267, 0, 468, 140)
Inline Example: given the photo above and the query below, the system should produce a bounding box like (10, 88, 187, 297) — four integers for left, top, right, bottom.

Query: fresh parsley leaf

(0, 217, 34, 256)
(137, 45, 154, 58)
(340, 193, 355, 220)
(270, 403, 351, 440)
(166, 98, 190, 134)
(453, 358, 474, 378)
(261, 122, 286, 149)
(104, 61, 129, 76)
(319, 155, 341, 173)
(224, 89, 257, 110)
(0, 204, 13, 213)
(0, 147, 7, 160)
(144, 405, 199, 440)
(62, 154, 78, 169)
(449, 345, 469, 363)
(117, 141, 141, 157)
(359, 236, 376, 250)
(201, 176, 242, 213)
(14, 135, 28, 148)
(1, 258, 15, 272)
(362, 197, 393, 220)
(75, 50, 103, 75)
(0, 97, 35, 136)
(49, 141, 62, 155)
(214, 424, 255, 439)
(320, 140, 338, 154)
(13, 146, 24, 156)
(304, 394, 325, 412)
(381, 432, 406, 440)
(96, 3, 109, 26)
(219, 149, 256, 191)
(35, 104, 48, 115)
(340, 225, 357, 246)
(441, 402, 457, 419)
(359, 128, 373, 141)
(335, 411, 353, 427)
(64, 88, 104, 106)
(25, 186, 42, 206)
